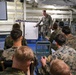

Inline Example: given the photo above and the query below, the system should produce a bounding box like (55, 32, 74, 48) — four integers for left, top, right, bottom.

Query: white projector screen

(25, 21, 38, 40)
(0, 1, 7, 20)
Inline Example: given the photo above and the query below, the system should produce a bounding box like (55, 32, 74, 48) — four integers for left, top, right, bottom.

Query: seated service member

(2, 29, 23, 61)
(40, 34, 76, 75)
(62, 26, 76, 50)
(4, 23, 27, 49)
(2, 29, 38, 74)
(48, 22, 62, 51)
(50, 59, 72, 75)
(0, 46, 34, 75)
(51, 34, 76, 75)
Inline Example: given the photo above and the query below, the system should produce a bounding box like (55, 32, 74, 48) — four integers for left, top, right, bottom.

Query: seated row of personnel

(0, 29, 76, 75)
(0, 46, 72, 75)
(5, 22, 76, 52)
(1, 28, 37, 75)
(38, 34, 76, 75)
(1, 22, 76, 75)
(4, 23, 27, 49)
(46, 22, 76, 51)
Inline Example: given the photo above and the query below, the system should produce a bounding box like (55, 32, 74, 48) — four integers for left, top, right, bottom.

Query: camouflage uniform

(52, 46, 76, 75)
(2, 47, 38, 75)
(38, 46, 76, 75)
(4, 35, 27, 49)
(49, 28, 62, 43)
(0, 67, 26, 75)
(49, 28, 62, 51)
(2, 47, 18, 60)
(36, 14, 52, 37)
(37, 56, 51, 75)
(38, 65, 50, 75)
(65, 34, 76, 50)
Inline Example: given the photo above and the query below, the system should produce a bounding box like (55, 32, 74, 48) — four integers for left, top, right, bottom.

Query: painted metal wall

(0, 0, 76, 35)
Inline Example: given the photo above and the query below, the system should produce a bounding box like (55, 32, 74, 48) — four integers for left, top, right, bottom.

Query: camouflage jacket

(0, 67, 26, 75)
(4, 35, 27, 49)
(49, 28, 62, 43)
(2, 47, 18, 60)
(36, 14, 52, 37)
(38, 65, 50, 75)
(52, 46, 76, 75)
(2, 47, 38, 74)
(49, 29, 62, 51)
(36, 14, 52, 27)
(65, 34, 76, 50)
(38, 46, 76, 75)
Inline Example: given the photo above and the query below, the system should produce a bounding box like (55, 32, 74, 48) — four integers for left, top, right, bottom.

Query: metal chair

(36, 41, 51, 55)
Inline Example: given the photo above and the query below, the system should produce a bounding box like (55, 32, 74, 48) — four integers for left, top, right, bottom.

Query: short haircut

(50, 59, 71, 75)
(55, 34, 66, 46)
(10, 29, 22, 41)
(55, 20, 59, 23)
(14, 46, 34, 63)
(59, 21, 64, 28)
(62, 26, 71, 35)
(52, 23, 58, 30)
(12, 23, 20, 30)
(43, 10, 46, 12)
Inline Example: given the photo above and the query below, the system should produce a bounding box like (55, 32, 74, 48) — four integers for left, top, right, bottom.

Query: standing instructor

(35, 10, 53, 39)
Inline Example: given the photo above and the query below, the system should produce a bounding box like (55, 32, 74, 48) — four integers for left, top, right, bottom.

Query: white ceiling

(35, 0, 76, 6)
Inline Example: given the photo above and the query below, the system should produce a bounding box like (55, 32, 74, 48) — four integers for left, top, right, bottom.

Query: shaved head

(50, 59, 71, 75)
